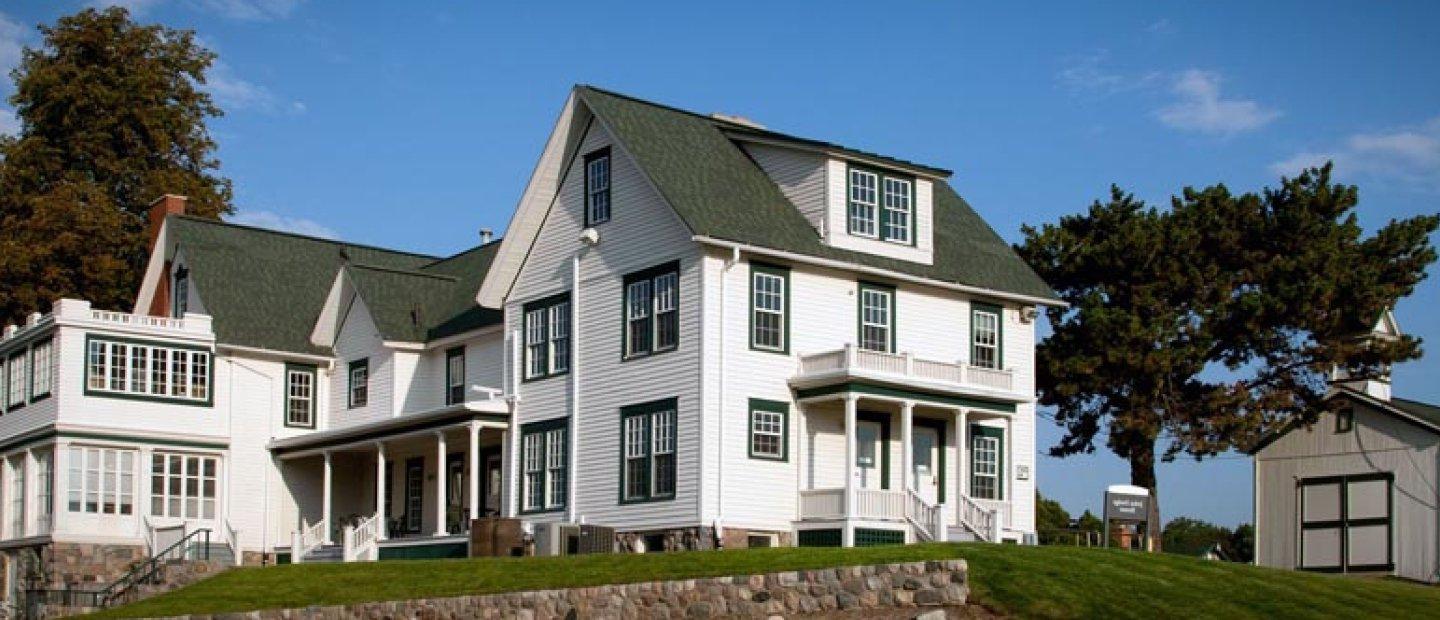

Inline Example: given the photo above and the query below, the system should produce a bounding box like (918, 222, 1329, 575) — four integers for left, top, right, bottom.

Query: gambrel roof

(479, 85, 1058, 306)
(161, 215, 501, 355)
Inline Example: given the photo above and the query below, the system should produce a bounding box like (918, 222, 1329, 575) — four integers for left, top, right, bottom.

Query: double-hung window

(67, 446, 135, 515)
(623, 262, 680, 358)
(348, 359, 368, 408)
(620, 398, 677, 503)
(971, 303, 1002, 369)
(849, 166, 916, 244)
(30, 338, 52, 400)
(969, 425, 1003, 500)
(150, 453, 218, 519)
(35, 452, 51, 533)
(445, 347, 465, 405)
(6, 352, 24, 409)
(8, 458, 23, 536)
(85, 338, 210, 403)
(748, 398, 788, 461)
(520, 419, 568, 512)
(584, 148, 611, 226)
(285, 364, 316, 428)
(523, 294, 570, 380)
(750, 264, 789, 353)
(858, 282, 895, 353)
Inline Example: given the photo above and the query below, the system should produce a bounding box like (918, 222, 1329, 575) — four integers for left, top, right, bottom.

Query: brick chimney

(145, 195, 187, 317)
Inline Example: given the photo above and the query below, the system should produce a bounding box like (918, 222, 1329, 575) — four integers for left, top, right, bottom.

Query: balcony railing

(796, 345, 1015, 393)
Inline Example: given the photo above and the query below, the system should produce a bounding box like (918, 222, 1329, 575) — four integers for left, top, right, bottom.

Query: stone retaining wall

(151, 558, 968, 619)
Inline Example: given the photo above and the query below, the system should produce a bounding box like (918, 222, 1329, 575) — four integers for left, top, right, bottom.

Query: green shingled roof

(577, 86, 1058, 302)
(1392, 396, 1440, 430)
(167, 216, 500, 354)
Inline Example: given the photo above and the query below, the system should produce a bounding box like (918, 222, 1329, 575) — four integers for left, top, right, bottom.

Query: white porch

(792, 386, 1016, 546)
(270, 406, 510, 562)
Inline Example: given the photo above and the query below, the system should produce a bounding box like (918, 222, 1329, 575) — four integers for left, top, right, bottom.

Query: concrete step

(304, 545, 344, 562)
(947, 527, 980, 542)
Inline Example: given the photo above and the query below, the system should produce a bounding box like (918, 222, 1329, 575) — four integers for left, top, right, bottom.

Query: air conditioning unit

(533, 523, 615, 556)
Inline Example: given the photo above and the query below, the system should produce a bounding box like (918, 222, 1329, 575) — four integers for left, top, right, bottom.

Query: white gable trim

(476, 91, 583, 308)
(309, 267, 355, 348)
(132, 220, 172, 313)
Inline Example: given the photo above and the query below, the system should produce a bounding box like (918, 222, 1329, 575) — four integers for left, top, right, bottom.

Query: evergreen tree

(1018, 165, 1438, 512)
(0, 7, 232, 323)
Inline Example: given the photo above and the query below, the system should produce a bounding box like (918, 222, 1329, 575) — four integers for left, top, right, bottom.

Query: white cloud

(203, 59, 304, 115)
(0, 108, 17, 136)
(1057, 51, 1128, 94)
(229, 210, 338, 239)
(196, 0, 304, 21)
(86, 0, 167, 14)
(1154, 70, 1280, 136)
(1271, 117, 1440, 191)
(1145, 18, 1174, 35)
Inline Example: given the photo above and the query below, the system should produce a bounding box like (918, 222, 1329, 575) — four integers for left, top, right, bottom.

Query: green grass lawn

(98, 543, 1440, 619)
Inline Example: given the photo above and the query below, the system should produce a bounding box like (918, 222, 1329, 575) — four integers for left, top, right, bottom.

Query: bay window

(85, 338, 211, 403)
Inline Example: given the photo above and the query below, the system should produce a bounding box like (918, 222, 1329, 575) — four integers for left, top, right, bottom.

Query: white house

(1252, 310, 1440, 583)
(0, 86, 1060, 596)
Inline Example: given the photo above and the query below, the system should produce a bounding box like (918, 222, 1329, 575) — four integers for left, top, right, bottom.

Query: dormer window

(848, 166, 913, 244)
(172, 267, 189, 318)
(584, 148, 611, 226)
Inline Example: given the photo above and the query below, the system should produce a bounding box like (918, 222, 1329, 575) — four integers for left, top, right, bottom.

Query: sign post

(1101, 484, 1155, 551)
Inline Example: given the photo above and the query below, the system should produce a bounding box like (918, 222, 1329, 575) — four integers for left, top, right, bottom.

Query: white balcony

(793, 345, 1019, 400)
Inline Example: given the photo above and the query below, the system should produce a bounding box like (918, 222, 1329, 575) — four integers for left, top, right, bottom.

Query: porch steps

(303, 544, 344, 563)
(947, 527, 980, 542)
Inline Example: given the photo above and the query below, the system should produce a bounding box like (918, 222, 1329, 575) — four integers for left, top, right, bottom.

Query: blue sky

(3, 1, 1438, 527)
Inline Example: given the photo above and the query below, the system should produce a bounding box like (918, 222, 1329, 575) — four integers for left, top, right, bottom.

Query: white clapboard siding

(506, 116, 703, 531)
(742, 143, 828, 232)
(821, 159, 935, 265)
(329, 296, 394, 428)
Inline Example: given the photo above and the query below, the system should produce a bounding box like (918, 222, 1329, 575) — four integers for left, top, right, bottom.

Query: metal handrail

(98, 527, 212, 607)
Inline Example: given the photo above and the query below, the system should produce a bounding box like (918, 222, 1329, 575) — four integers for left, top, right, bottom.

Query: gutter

(691, 236, 1066, 309)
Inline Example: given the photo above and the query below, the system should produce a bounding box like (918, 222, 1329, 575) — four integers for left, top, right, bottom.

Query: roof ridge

(419, 238, 503, 270)
(576, 85, 952, 177)
(348, 263, 460, 282)
(1392, 395, 1440, 409)
(184, 214, 443, 260)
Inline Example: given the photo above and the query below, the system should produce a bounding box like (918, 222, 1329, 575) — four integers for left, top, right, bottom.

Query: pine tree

(0, 7, 232, 323)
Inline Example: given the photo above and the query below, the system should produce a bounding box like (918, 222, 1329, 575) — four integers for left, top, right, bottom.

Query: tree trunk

(1128, 445, 1162, 552)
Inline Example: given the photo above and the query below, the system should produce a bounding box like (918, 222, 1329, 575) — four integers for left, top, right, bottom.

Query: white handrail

(295, 517, 328, 562)
(906, 490, 940, 542)
(344, 514, 380, 562)
(796, 346, 1015, 392)
(955, 493, 998, 542)
(222, 519, 242, 566)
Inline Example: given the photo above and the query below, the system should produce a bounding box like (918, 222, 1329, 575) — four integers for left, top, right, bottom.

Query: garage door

(1298, 473, 1393, 573)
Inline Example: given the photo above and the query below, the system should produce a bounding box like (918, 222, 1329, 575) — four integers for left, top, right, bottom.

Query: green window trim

(519, 417, 569, 514)
(583, 147, 612, 227)
(522, 292, 571, 382)
(858, 411, 891, 490)
(283, 363, 318, 429)
(748, 262, 791, 355)
(3, 352, 23, 413)
(618, 397, 678, 504)
(857, 281, 897, 354)
(970, 301, 1004, 370)
(29, 337, 53, 403)
(748, 398, 790, 461)
(845, 164, 916, 246)
(621, 261, 681, 360)
(969, 424, 1004, 501)
(445, 347, 465, 405)
(348, 358, 369, 409)
(82, 334, 214, 407)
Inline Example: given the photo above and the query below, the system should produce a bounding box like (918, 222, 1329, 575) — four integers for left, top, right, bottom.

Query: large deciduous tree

(0, 7, 232, 324)
(1018, 165, 1438, 514)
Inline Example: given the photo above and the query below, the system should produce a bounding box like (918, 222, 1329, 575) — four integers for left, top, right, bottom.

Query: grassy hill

(99, 543, 1440, 619)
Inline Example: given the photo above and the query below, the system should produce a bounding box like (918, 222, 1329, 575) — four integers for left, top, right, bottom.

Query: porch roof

(794, 381, 1017, 414)
(269, 400, 510, 457)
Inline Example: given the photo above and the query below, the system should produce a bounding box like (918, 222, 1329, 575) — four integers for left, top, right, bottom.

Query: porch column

(467, 422, 480, 527)
(374, 442, 387, 541)
(434, 431, 448, 537)
(958, 409, 969, 499)
(843, 394, 858, 548)
(900, 401, 914, 495)
(322, 451, 333, 544)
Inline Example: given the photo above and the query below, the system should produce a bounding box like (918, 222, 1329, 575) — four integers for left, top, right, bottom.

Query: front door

(403, 458, 424, 533)
(913, 426, 940, 503)
(855, 420, 883, 489)
(446, 453, 465, 530)
(481, 449, 502, 517)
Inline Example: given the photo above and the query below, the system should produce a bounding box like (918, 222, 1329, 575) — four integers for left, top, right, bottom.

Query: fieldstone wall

(149, 559, 968, 619)
(47, 542, 146, 588)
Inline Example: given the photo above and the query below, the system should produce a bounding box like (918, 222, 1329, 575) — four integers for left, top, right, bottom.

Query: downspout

(715, 246, 740, 542)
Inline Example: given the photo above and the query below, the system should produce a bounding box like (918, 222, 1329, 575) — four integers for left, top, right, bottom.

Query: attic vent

(410, 303, 423, 327)
(710, 113, 766, 130)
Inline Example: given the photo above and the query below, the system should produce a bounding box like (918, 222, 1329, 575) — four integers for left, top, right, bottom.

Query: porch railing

(292, 517, 328, 563)
(906, 490, 943, 542)
(343, 514, 381, 562)
(853, 488, 906, 520)
(796, 345, 1015, 393)
(222, 519, 243, 566)
(955, 493, 1001, 542)
(799, 488, 844, 519)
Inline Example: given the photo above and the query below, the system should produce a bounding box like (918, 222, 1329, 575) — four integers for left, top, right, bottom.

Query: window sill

(619, 494, 676, 506)
(620, 346, 678, 363)
(521, 370, 569, 384)
(518, 506, 566, 516)
(748, 344, 790, 356)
